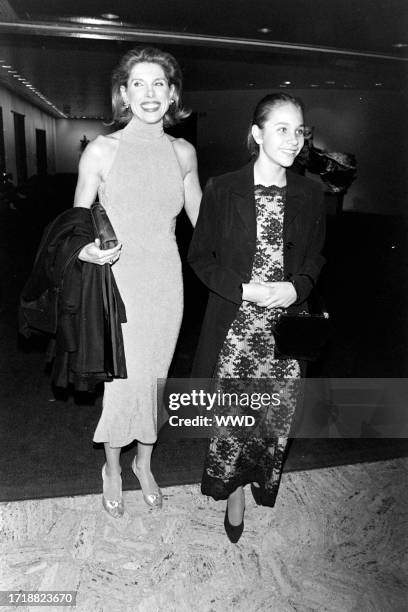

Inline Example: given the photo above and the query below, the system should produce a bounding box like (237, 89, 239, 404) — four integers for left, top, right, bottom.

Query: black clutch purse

(90, 202, 118, 250)
(273, 291, 332, 361)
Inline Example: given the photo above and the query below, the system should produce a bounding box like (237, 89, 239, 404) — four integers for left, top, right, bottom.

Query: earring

(169, 99, 175, 105)
(123, 101, 129, 110)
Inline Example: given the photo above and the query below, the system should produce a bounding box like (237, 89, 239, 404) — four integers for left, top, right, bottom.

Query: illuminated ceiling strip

(0, 20, 406, 62)
(0, 60, 66, 117)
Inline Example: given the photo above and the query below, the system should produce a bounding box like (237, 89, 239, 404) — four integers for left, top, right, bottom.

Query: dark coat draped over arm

(20, 207, 127, 391)
(187, 162, 326, 378)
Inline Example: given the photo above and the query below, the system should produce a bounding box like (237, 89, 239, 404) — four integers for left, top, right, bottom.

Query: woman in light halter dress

(73, 47, 201, 517)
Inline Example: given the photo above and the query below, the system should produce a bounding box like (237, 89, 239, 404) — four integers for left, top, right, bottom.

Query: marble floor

(1, 458, 407, 612)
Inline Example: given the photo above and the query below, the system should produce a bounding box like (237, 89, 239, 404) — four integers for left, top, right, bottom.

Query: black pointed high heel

(224, 504, 244, 543)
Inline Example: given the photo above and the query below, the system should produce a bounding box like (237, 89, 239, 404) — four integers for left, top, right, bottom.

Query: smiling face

(120, 61, 175, 124)
(252, 102, 305, 169)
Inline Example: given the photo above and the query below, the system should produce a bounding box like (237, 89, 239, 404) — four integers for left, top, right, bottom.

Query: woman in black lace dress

(188, 93, 326, 542)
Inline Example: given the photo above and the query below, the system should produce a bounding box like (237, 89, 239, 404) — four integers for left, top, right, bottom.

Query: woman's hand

(78, 239, 122, 266)
(242, 281, 297, 308)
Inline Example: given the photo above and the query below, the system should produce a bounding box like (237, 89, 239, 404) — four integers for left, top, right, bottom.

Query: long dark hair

(247, 93, 304, 158)
(110, 46, 190, 127)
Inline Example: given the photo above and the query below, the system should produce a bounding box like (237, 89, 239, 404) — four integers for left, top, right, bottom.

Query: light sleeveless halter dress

(93, 117, 184, 446)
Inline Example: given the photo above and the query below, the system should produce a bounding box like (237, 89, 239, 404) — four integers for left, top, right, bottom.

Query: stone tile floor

(1, 458, 407, 612)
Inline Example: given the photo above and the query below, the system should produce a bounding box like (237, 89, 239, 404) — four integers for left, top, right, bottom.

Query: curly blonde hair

(110, 46, 190, 127)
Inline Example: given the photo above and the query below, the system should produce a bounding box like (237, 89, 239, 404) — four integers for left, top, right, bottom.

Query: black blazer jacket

(187, 161, 326, 377)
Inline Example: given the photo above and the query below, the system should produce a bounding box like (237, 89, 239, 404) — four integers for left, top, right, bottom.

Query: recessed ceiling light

(284, 81, 291, 85)
(310, 84, 319, 88)
(375, 82, 383, 86)
(258, 27, 271, 34)
(325, 80, 336, 85)
(393, 43, 408, 48)
(248, 83, 255, 87)
(2, 65, 11, 68)
(101, 13, 120, 20)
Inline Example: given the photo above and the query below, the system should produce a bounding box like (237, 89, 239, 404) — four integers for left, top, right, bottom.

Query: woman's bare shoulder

(170, 137, 197, 175)
(79, 131, 122, 177)
(170, 136, 196, 156)
(88, 130, 121, 156)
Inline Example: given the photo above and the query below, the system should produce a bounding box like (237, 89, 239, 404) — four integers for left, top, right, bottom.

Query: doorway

(0, 107, 5, 173)
(13, 112, 27, 185)
(35, 128, 47, 176)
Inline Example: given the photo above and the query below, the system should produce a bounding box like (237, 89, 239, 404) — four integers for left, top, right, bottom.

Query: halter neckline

(121, 116, 164, 142)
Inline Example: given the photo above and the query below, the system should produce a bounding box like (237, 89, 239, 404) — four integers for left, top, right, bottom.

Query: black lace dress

(201, 184, 301, 507)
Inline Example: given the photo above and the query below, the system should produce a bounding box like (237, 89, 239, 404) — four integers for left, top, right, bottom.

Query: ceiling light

(310, 84, 319, 88)
(393, 43, 408, 48)
(101, 13, 120, 20)
(284, 81, 291, 85)
(375, 82, 383, 86)
(325, 80, 335, 85)
(0, 60, 66, 117)
(258, 27, 271, 34)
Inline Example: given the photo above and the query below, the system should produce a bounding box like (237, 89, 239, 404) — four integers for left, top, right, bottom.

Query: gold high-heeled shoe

(101, 463, 124, 518)
(131, 456, 163, 508)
